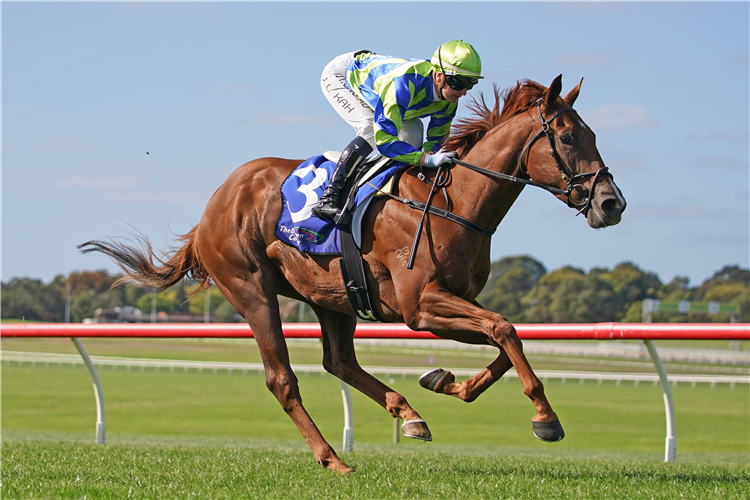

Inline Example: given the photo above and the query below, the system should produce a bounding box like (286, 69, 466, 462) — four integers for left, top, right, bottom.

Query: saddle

(275, 153, 405, 320)
(275, 153, 403, 254)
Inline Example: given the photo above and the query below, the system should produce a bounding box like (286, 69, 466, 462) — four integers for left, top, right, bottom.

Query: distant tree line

(2, 257, 748, 323)
(475, 256, 748, 323)
(0, 271, 237, 323)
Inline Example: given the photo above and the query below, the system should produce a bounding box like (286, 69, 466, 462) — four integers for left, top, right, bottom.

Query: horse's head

(523, 75, 626, 228)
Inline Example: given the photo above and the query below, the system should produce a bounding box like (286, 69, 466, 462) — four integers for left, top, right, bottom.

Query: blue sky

(2, 1, 748, 288)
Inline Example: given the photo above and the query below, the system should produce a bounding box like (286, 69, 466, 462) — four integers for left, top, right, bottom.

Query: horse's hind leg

(204, 257, 353, 473)
(312, 305, 432, 441)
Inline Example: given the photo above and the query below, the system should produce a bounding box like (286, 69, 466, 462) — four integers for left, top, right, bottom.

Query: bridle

(379, 100, 619, 269)
(454, 101, 612, 216)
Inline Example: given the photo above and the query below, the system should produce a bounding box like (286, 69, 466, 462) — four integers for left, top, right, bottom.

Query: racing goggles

(437, 47, 478, 91)
(445, 74, 478, 91)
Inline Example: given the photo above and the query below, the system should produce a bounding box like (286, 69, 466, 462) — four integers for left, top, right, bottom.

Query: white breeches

(320, 52, 424, 152)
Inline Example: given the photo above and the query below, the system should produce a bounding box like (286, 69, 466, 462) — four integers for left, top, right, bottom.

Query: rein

(457, 103, 610, 216)
(372, 103, 615, 270)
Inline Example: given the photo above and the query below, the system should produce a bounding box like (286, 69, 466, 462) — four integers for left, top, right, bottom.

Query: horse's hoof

(326, 462, 356, 474)
(401, 418, 433, 441)
(532, 419, 565, 442)
(419, 368, 454, 392)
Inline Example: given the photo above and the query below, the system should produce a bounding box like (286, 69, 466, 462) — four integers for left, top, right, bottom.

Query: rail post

(644, 339, 676, 462)
(339, 380, 354, 452)
(71, 338, 106, 444)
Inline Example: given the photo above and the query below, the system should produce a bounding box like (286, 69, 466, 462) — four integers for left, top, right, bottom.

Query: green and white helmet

(431, 40, 483, 79)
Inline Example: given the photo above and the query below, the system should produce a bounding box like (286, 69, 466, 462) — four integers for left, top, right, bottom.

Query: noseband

(519, 103, 610, 214)
(454, 102, 611, 216)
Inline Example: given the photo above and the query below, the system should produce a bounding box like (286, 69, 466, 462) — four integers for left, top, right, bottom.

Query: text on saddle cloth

(275, 154, 403, 255)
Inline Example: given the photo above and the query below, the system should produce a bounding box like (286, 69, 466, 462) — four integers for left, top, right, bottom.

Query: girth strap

(338, 224, 378, 321)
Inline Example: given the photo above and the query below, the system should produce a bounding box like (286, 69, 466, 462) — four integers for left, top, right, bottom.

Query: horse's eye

(560, 134, 573, 145)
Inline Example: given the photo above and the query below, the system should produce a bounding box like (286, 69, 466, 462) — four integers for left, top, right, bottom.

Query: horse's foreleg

(420, 348, 513, 403)
(407, 282, 563, 442)
(312, 306, 432, 441)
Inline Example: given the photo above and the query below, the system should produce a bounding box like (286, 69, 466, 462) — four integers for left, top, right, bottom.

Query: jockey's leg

(311, 136, 373, 223)
(317, 52, 377, 224)
(320, 52, 376, 148)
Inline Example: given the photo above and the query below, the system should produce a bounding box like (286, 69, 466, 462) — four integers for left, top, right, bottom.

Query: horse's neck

(451, 113, 535, 230)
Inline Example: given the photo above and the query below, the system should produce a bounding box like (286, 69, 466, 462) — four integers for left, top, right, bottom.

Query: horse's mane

(443, 79, 548, 158)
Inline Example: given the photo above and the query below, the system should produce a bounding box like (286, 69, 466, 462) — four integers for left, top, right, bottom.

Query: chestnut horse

(80, 75, 626, 473)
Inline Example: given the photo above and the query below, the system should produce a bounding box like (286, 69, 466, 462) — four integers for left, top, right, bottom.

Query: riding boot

(312, 136, 373, 223)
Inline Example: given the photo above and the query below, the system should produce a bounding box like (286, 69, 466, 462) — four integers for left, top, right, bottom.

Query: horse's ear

(564, 78, 583, 106)
(544, 74, 563, 108)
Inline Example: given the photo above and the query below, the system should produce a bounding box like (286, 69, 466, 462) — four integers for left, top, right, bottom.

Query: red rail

(2, 322, 748, 340)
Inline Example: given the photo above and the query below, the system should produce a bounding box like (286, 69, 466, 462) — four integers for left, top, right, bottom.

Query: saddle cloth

(275, 153, 403, 254)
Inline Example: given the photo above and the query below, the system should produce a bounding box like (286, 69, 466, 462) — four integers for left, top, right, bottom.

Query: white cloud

(630, 196, 748, 222)
(724, 56, 749, 68)
(581, 104, 657, 131)
(8, 162, 151, 193)
(688, 129, 750, 144)
(5, 160, 214, 207)
(690, 155, 748, 171)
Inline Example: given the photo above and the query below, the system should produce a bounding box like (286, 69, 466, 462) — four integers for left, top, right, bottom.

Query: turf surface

(2, 362, 748, 453)
(3, 436, 748, 499)
(2, 337, 748, 499)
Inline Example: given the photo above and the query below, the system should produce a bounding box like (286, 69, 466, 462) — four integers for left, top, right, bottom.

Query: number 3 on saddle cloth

(275, 153, 404, 255)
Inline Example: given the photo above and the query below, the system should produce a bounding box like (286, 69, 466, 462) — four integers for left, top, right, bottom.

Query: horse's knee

(265, 370, 300, 412)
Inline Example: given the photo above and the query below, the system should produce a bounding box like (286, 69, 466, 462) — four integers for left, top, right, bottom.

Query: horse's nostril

(601, 198, 622, 215)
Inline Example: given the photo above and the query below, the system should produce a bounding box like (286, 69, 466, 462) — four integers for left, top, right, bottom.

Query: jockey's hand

(423, 151, 457, 168)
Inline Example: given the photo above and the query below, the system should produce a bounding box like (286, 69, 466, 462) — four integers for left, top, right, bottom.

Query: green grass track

(3, 437, 748, 499)
(2, 337, 748, 499)
(2, 362, 748, 453)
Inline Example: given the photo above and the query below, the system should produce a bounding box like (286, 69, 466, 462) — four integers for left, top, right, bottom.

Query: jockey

(312, 40, 483, 223)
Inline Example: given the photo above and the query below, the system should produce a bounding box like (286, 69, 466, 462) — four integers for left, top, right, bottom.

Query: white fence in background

(5, 351, 748, 388)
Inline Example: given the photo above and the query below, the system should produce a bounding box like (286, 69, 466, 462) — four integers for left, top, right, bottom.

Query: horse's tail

(77, 227, 209, 292)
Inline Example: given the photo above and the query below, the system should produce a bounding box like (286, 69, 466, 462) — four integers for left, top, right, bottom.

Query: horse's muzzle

(587, 177, 626, 228)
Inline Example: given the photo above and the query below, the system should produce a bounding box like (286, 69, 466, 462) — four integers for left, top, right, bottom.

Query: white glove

(423, 151, 457, 168)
